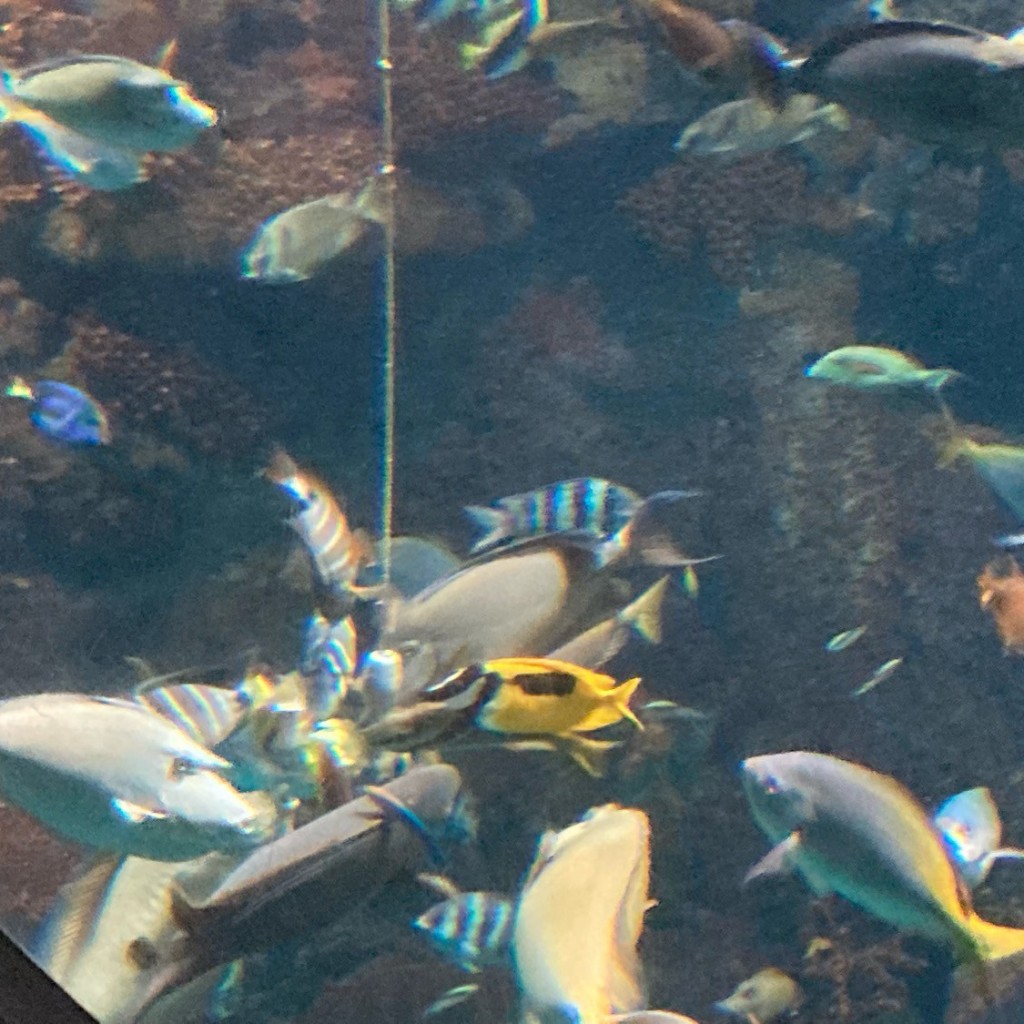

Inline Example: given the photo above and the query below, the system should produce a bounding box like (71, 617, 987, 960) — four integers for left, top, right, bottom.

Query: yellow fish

(428, 656, 642, 736)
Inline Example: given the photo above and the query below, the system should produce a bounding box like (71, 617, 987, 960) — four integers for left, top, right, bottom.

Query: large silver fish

(379, 534, 632, 698)
(131, 765, 466, 1020)
(791, 20, 1024, 148)
(741, 751, 1024, 967)
(0, 693, 274, 861)
(513, 803, 651, 1024)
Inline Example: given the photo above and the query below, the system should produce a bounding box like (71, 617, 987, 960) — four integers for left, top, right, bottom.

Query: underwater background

(7, 0, 1024, 1021)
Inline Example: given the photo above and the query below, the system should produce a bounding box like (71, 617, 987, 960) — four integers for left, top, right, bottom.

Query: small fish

(741, 751, 1024, 967)
(0, 52, 216, 189)
(978, 558, 1024, 655)
(6, 376, 110, 445)
(414, 890, 514, 971)
(465, 477, 643, 553)
(0, 692, 275, 860)
(514, 805, 651, 1023)
(934, 787, 1024, 890)
(805, 345, 957, 392)
(424, 983, 480, 1017)
(825, 624, 867, 652)
(240, 191, 372, 284)
(301, 612, 358, 719)
(675, 94, 849, 160)
(944, 435, 1024, 523)
(134, 681, 247, 750)
(851, 656, 903, 696)
(425, 656, 643, 737)
(994, 533, 1024, 550)
(715, 967, 802, 1024)
(265, 449, 375, 602)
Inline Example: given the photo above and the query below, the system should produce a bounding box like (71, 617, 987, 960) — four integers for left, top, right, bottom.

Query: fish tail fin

(970, 915, 1024, 962)
(463, 505, 508, 552)
(926, 368, 960, 393)
(622, 576, 669, 644)
(265, 447, 299, 484)
(615, 676, 644, 729)
(612, 491, 715, 569)
(5, 375, 32, 400)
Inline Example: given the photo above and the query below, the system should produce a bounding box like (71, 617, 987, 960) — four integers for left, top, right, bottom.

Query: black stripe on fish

(508, 671, 577, 697)
(423, 666, 486, 703)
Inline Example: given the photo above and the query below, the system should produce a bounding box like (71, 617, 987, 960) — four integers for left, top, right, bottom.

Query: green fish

(805, 345, 958, 392)
(943, 434, 1024, 522)
(741, 751, 1024, 972)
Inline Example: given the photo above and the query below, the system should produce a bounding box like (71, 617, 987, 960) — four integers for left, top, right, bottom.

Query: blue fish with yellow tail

(6, 376, 111, 445)
(265, 449, 376, 602)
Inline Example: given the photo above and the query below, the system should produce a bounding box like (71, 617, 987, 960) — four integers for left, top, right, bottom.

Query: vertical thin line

(376, 0, 397, 585)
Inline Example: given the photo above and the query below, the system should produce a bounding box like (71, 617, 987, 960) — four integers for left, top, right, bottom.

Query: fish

(265, 449, 376, 603)
(934, 788, 1024, 890)
(548, 575, 669, 670)
(715, 967, 802, 1023)
(425, 656, 643, 736)
(825, 624, 867, 652)
(134, 682, 248, 750)
(513, 804, 651, 1024)
(465, 477, 643, 553)
(804, 345, 958, 392)
(414, 890, 514, 971)
(0, 51, 216, 189)
(5, 376, 111, 445)
(790, 20, 1024, 149)
(464, 478, 702, 558)
(851, 655, 903, 696)
(378, 533, 637, 696)
(978, 558, 1024, 655)
(300, 612, 358, 719)
(34, 853, 225, 1024)
(240, 191, 373, 284)
(423, 983, 481, 1016)
(0, 692, 276, 861)
(740, 751, 1024, 970)
(944, 436, 1024, 523)
(675, 94, 849, 160)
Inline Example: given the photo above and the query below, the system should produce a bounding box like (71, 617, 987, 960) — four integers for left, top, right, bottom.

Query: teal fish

(943, 435, 1024, 522)
(852, 655, 903, 696)
(741, 751, 1024, 966)
(715, 967, 802, 1023)
(934, 788, 1024, 890)
(825, 624, 867, 652)
(805, 345, 958, 392)
(0, 51, 216, 189)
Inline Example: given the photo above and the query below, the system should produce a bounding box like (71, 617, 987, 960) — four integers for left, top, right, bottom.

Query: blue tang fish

(6, 376, 111, 445)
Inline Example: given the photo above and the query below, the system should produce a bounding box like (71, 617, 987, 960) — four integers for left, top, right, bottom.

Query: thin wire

(376, 0, 398, 586)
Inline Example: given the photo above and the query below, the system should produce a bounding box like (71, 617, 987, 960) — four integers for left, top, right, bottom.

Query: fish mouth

(712, 999, 741, 1016)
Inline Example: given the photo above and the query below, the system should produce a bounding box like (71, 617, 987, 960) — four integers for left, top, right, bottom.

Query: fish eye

(762, 773, 782, 795)
(169, 756, 194, 780)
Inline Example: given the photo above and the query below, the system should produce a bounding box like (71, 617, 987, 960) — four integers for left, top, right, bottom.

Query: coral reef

(0, 277, 58, 362)
(618, 153, 810, 285)
(66, 315, 268, 460)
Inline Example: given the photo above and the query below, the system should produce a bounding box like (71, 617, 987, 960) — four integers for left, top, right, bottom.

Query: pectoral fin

(744, 832, 801, 886)
(112, 798, 168, 824)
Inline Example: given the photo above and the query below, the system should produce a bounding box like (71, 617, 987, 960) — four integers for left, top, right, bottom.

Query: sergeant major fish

(265, 449, 376, 604)
(6, 376, 111, 445)
(414, 887, 514, 972)
(935, 787, 1024, 890)
(741, 751, 1024, 971)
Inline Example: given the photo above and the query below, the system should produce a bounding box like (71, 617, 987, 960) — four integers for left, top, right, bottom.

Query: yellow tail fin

(971, 914, 1024, 962)
(615, 676, 643, 730)
(623, 577, 669, 644)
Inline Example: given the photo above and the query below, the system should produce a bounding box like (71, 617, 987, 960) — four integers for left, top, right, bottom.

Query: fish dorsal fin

(417, 872, 463, 899)
(155, 39, 178, 73)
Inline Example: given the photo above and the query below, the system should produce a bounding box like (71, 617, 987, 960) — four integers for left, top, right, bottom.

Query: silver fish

(513, 804, 651, 1023)
(851, 656, 903, 696)
(824, 624, 867, 652)
(0, 692, 274, 861)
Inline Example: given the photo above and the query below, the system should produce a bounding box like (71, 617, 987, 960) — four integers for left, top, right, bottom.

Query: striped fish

(414, 890, 514, 971)
(465, 478, 642, 554)
(301, 612, 358, 718)
(266, 449, 375, 600)
(134, 682, 247, 750)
